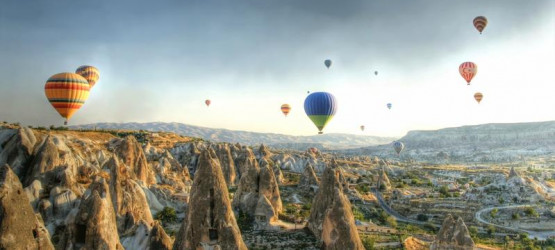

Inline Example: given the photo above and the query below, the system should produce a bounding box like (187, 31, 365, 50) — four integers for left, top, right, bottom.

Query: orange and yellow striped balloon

(474, 92, 483, 103)
(459, 62, 477, 85)
(44, 73, 90, 124)
(473, 16, 488, 34)
(281, 104, 291, 116)
(75, 65, 99, 88)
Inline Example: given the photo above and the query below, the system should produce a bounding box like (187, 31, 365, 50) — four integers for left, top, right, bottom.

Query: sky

(0, 0, 554, 137)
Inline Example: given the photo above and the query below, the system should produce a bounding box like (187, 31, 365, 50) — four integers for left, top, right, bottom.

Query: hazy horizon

(1, 0, 554, 137)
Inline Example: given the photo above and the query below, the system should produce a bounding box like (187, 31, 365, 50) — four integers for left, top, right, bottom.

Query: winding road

(474, 204, 554, 240)
(373, 188, 440, 228)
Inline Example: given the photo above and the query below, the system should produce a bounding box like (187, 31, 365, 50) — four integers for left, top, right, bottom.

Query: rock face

(148, 221, 173, 250)
(298, 162, 320, 194)
(173, 148, 247, 250)
(257, 144, 273, 159)
(0, 127, 37, 178)
(234, 146, 258, 179)
(0, 164, 54, 250)
(232, 157, 282, 228)
(377, 166, 391, 191)
(307, 161, 364, 250)
(508, 166, 519, 178)
(58, 177, 123, 249)
(213, 143, 237, 187)
(110, 136, 156, 186)
(431, 214, 475, 250)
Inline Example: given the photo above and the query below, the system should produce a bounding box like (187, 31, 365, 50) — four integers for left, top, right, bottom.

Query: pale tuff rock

(148, 221, 173, 250)
(0, 164, 54, 250)
(0, 127, 37, 178)
(272, 161, 285, 185)
(298, 162, 320, 194)
(509, 166, 519, 178)
(171, 142, 201, 177)
(232, 157, 283, 226)
(153, 150, 191, 193)
(213, 143, 237, 187)
(106, 157, 154, 235)
(431, 214, 475, 250)
(307, 162, 364, 250)
(173, 148, 247, 250)
(110, 135, 155, 186)
(254, 195, 277, 230)
(58, 177, 123, 250)
(257, 143, 273, 159)
(234, 146, 258, 178)
(377, 166, 391, 191)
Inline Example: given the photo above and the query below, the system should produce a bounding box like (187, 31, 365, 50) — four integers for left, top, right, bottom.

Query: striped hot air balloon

(304, 92, 337, 134)
(474, 92, 483, 103)
(44, 73, 90, 125)
(393, 141, 404, 155)
(205, 99, 211, 107)
(75, 65, 99, 88)
(473, 16, 488, 34)
(281, 104, 291, 116)
(459, 62, 477, 85)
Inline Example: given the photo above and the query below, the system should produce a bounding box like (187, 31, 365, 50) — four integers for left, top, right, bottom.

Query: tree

(512, 213, 520, 220)
(362, 236, 375, 250)
(524, 207, 538, 217)
(155, 207, 177, 225)
(486, 225, 496, 235)
(386, 216, 397, 228)
(417, 214, 429, 222)
(490, 208, 499, 218)
(469, 226, 478, 238)
(439, 185, 449, 196)
(498, 197, 505, 204)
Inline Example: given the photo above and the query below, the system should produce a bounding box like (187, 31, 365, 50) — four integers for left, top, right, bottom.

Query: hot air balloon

(374, 71, 378, 76)
(44, 73, 90, 125)
(281, 104, 291, 116)
(205, 99, 211, 107)
(474, 92, 483, 103)
(393, 141, 404, 155)
(360, 125, 365, 131)
(304, 92, 337, 134)
(75, 65, 99, 88)
(387, 103, 392, 110)
(324, 59, 332, 69)
(459, 62, 477, 85)
(473, 16, 488, 34)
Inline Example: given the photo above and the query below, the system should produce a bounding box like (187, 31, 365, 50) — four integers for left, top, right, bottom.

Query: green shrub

(155, 207, 177, 225)
(416, 214, 428, 221)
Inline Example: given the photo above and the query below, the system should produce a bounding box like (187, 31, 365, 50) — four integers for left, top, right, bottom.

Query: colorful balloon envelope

(324, 59, 332, 69)
(304, 92, 337, 134)
(393, 141, 404, 155)
(374, 71, 378, 76)
(75, 65, 99, 88)
(205, 99, 211, 107)
(281, 104, 291, 116)
(360, 125, 365, 131)
(44, 73, 90, 125)
(474, 92, 483, 103)
(387, 103, 392, 110)
(459, 62, 477, 85)
(473, 16, 488, 34)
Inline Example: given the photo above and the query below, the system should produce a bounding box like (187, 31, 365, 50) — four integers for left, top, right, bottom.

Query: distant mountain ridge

(346, 120, 555, 163)
(71, 122, 396, 150)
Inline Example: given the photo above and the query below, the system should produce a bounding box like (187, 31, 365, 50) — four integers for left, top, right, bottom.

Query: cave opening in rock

(75, 224, 86, 244)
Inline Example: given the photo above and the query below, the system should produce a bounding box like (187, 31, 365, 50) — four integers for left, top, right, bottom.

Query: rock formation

(0, 127, 37, 178)
(508, 166, 519, 178)
(0, 164, 54, 250)
(257, 143, 273, 159)
(58, 177, 123, 249)
(307, 161, 364, 250)
(173, 148, 247, 250)
(213, 143, 237, 187)
(110, 135, 156, 186)
(377, 166, 391, 191)
(148, 221, 173, 250)
(431, 214, 475, 250)
(298, 162, 320, 194)
(234, 146, 258, 178)
(232, 157, 282, 228)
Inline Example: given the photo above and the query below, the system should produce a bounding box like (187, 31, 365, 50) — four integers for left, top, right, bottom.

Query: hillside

(344, 120, 555, 163)
(72, 122, 396, 150)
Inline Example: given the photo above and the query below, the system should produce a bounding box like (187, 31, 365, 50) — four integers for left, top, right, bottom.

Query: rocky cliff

(431, 214, 475, 250)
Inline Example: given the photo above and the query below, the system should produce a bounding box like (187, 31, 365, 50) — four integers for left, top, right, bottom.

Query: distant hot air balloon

(387, 103, 392, 110)
(75, 65, 99, 88)
(205, 99, 211, 107)
(393, 141, 404, 155)
(307, 91, 310, 94)
(304, 92, 337, 134)
(474, 92, 483, 103)
(374, 71, 378, 76)
(324, 59, 332, 69)
(473, 16, 488, 34)
(459, 62, 477, 85)
(44, 73, 90, 125)
(281, 104, 291, 116)
(360, 125, 365, 131)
